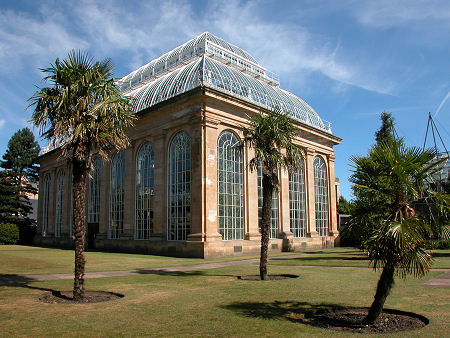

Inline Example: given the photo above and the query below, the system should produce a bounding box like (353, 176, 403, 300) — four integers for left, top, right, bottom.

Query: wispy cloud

(434, 89, 450, 117)
(0, 0, 409, 96)
(351, 0, 450, 28)
(0, 119, 5, 129)
(0, 8, 89, 74)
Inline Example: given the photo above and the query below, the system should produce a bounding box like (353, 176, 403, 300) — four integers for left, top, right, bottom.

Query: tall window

(136, 142, 154, 240)
(88, 158, 101, 223)
(218, 130, 244, 240)
(314, 156, 329, 236)
(168, 132, 191, 241)
(42, 174, 51, 237)
(55, 169, 65, 238)
(257, 163, 279, 239)
(110, 151, 124, 239)
(289, 159, 307, 237)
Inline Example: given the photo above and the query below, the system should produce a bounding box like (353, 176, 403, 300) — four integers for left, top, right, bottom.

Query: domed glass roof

(118, 32, 331, 133)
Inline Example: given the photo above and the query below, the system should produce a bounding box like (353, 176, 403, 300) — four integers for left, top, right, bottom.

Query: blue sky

(0, 0, 449, 199)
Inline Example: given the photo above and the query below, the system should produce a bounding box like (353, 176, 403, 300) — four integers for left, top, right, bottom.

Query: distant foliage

(374, 112, 395, 145)
(0, 128, 40, 244)
(337, 196, 353, 215)
(0, 223, 20, 244)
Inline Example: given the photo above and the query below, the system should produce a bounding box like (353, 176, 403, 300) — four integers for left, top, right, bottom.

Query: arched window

(217, 130, 244, 240)
(257, 163, 279, 238)
(55, 169, 65, 238)
(168, 132, 191, 241)
(110, 151, 124, 239)
(42, 174, 51, 237)
(289, 159, 307, 237)
(136, 142, 154, 240)
(314, 156, 329, 236)
(88, 158, 101, 224)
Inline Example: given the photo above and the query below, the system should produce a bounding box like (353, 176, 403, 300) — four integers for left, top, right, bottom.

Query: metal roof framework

(119, 32, 331, 133)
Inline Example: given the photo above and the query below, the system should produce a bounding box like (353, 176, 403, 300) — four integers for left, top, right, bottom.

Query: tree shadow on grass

(135, 269, 207, 277)
(221, 300, 348, 323)
(134, 269, 239, 278)
(0, 274, 72, 300)
(221, 300, 429, 333)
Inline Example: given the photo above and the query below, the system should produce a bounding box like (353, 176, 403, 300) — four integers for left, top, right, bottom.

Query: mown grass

(269, 249, 450, 269)
(0, 246, 449, 337)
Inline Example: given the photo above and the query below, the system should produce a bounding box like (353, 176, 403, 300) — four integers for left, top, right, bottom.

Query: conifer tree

(0, 128, 40, 243)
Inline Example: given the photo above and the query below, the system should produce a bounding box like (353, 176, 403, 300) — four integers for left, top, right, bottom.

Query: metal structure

(118, 32, 331, 133)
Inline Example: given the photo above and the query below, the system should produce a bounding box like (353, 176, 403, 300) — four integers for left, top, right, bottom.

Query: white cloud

(0, 8, 89, 74)
(203, 0, 392, 94)
(0, 0, 396, 96)
(351, 0, 450, 28)
(0, 119, 5, 129)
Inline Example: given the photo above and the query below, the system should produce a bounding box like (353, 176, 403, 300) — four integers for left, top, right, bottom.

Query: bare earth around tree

(38, 291, 123, 304)
(301, 308, 428, 333)
(238, 274, 299, 280)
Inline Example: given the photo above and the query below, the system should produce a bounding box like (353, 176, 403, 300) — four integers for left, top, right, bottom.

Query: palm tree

(29, 50, 135, 300)
(350, 138, 449, 324)
(241, 109, 303, 280)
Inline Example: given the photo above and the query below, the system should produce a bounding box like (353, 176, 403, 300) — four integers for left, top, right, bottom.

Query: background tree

(241, 109, 303, 280)
(350, 137, 449, 325)
(0, 170, 21, 224)
(1, 127, 40, 187)
(374, 111, 395, 145)
(337, 196, 353, 215)
(29, 50, 135, 300)
(0, 128, 40, 243)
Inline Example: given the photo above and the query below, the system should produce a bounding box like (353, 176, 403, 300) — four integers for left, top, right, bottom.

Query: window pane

(135, 143, 154, 240)
(217, 131, 244, 240)
(168, 132, 191, 241)
(289, 159, 307, 237)
(314, 157, 329, 236)
(109, 151, 124, 239)
(55, 169, 65, 238)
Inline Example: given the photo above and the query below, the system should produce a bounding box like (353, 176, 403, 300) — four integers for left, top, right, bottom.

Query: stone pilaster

(188, 116, 203, 240)
(327, 154, 339, 238)
(306, 150, 318, 237)
(245, 147, 261, 240)
(151, 131, 166, 240)
(279, 166, 294, 250)
(121, 147, 134, 239)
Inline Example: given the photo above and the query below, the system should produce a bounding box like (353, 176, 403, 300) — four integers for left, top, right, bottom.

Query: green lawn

(0, 246, 449, 337)
(269, 249, 450, 269)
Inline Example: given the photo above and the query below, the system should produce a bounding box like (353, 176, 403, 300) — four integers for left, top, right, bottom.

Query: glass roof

(119, 32, 331, 133)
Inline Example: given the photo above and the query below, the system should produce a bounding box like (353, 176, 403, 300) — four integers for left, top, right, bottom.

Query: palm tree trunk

(260, 172, 273, 281)
(363, 264, 395, 325)
(72, 159, 88, 301)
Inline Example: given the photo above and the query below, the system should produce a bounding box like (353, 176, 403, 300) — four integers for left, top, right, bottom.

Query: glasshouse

(36, 32, 342, 257)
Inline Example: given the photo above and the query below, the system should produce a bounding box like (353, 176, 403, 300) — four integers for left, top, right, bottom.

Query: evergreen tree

(1, 127, 40, 186)
(0, 128, 40, 243)
(0, 170, 21, 224)
(374, 111, 395, 145)
(337, 196, 353, 215)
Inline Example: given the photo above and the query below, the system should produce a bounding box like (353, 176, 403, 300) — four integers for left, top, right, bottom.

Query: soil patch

(301, 307, 428, 333)
(38, 290, 124, 304)
(238, 274, 299, 280)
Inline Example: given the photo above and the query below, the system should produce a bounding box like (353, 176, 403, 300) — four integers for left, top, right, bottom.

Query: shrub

(17, 219, 37, 245)
(428, 240, 450, 250)
(0, 222, 20, 244)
